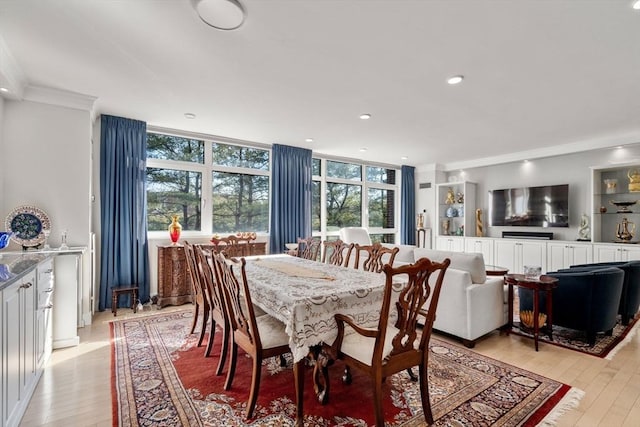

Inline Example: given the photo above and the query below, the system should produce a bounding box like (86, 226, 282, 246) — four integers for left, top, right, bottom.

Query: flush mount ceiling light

(184, 113, 196, 119)
(0, 87, 8, 93)
(359, 147, 368, 152)
(305, 138, 314, 143)
(447, 75, 464, 85)
(192, 0, 245, 30)
(634, 0, 640, 10)
(359, 113, 371, 120)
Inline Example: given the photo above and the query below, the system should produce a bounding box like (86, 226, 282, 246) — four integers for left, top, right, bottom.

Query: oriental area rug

(511, 315, 640, 359)
(111, 310, 583, 427)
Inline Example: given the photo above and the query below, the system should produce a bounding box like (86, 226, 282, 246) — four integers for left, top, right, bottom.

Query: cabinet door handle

(44, 288, 54, 293)
(20, 282, 33, 289)
(44, 304, 53, 309)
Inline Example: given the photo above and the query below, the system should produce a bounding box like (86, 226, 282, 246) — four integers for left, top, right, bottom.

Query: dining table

(242, 254, 402, 426)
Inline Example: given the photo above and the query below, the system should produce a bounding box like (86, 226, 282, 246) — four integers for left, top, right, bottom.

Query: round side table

(504, 273, 559, 351)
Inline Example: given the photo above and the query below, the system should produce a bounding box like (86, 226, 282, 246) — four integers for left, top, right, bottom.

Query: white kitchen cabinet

(35, 260, 54, 368)
(435, 236, 465, 252)
(546, 241, 593, 271)
(494, 239, 546, 274)
(593, 243, 640, 262)
(1, 256, 54, 427)
(2, 269, 36, 427)
(464, 237, 494, 265)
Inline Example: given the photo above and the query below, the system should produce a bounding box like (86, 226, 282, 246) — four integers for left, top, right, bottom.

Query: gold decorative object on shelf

(616, 217, 636, 242)
(456, 192, 464, 203)
(445, 187, 455, 205)
(609, 199, 637, 213)
(604, 179, 618, 194)
(442, 219, 450, 235)
(475, 209, 483, 237)
(519, 310, 547, 329)
(629, 169, 640, 192)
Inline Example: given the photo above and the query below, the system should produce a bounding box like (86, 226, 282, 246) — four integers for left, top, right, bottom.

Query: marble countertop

(0, 246, 86, 291)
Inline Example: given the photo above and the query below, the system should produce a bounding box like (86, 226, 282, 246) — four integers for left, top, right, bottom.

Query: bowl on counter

(0, 232, 14, 250)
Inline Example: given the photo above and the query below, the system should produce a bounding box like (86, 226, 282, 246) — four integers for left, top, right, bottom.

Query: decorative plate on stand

(5, 205, 51, 248)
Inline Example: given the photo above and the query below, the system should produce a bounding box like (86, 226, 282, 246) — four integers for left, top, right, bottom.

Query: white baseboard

(53, 336, 80, 349)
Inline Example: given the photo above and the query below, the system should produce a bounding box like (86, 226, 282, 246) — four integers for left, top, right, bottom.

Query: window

(147, 168, 202, 231)
(146, 132, 270, 234)
(212, 171, 269, 233)
(312, 158, 399, 242)
(326, 182, 362, 230)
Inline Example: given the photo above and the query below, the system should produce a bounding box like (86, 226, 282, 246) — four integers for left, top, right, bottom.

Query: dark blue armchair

(519, 267, 624, 346)
(566, 261, 640, 325)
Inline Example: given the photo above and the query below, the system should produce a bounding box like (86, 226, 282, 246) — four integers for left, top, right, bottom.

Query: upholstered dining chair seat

(255, 315, 290, 349)
(339, 325, 417, 365)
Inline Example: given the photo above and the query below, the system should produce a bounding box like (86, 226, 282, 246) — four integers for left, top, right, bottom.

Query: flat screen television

(488, 184, 569, 227)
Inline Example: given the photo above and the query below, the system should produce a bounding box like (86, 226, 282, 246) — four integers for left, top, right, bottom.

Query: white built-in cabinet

(546, 241, 593, 271)
(591, 163, 640, 244)
(436, 181, 476, 237)
(464, 237, 494, 266)
(1, 257, 54, 427)
(435, 236, 465, 252)
(592, 244, 640, 263)
(493, 239, 546, 275)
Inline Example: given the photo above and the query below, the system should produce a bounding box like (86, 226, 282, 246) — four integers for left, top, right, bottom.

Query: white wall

(417, 144, 640, 242)
(0, 96, 4, 213)
(2, 96, 93, 336)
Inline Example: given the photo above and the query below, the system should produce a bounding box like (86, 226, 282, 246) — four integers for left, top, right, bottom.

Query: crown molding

(23, 85, 97, 112)
(0, 34, 26, 100)
(439, 133, 640, 172)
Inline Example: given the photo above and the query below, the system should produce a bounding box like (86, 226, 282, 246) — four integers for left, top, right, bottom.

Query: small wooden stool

(111, 286, 139, 316)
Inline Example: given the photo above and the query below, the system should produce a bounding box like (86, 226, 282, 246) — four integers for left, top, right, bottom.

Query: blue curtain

(401, 165, 416, 245)
(99, 115, 150, 310)
(269, 144, 312, 254)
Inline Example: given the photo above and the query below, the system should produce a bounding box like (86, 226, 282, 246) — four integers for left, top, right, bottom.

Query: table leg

(293, 359, 304, 427)
(506, 283, 514, 334)
(310, 346, 332, 405)
(546, 288, 554, 340)
(533, 289, 540, 351)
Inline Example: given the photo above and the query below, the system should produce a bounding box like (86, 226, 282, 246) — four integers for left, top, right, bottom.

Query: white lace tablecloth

(243, 255, 402, 362)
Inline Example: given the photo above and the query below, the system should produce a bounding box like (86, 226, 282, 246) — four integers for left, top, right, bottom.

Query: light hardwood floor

(19, 306, 640, 427)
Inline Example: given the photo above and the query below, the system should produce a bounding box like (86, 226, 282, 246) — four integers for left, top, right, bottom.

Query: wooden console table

(157, 244, 193, 308)
(156, 242, 267, 309)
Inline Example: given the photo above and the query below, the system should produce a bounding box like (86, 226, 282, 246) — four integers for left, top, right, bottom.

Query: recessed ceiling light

(616, 146, 624, 149)
(401, 156, 408, 160)
(447, 75, 464, 85)
(0, 87, 9, 93)
(192, 0, 245, 30)
(359, 147, 368, 152)
(633, 0, 640, 10)
(184, 113, 196, 119)
(359, 113, 371, 120)
(305, 138, 314, 143)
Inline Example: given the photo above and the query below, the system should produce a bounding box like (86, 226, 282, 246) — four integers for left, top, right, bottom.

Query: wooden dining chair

(183, 242, 210, 349)
(333, 257, 451, 427)
(321, 239, 354, 267)
(210, 234, 252, 257)
(353, 242, 399, 273)
(297, 236, 321, 261)
(193, 245, 232, 375)
(212, 252, 292, 420)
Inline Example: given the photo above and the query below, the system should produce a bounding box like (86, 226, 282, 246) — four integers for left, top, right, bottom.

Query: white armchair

(413, 249, 508, 347)
(338, 227, 372, 245)
(339, 227, 415, 268)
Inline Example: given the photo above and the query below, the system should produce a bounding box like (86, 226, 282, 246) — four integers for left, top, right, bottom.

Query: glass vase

(168, 215, 182, 244)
